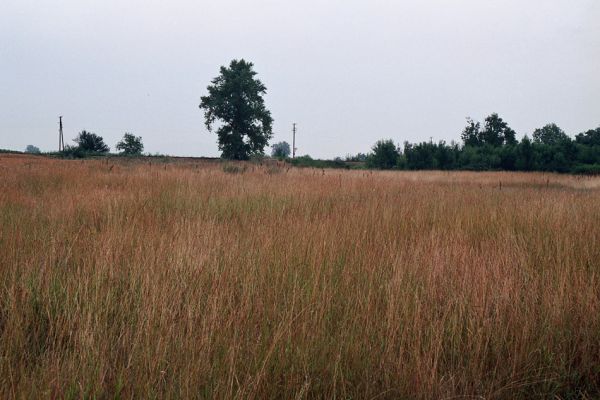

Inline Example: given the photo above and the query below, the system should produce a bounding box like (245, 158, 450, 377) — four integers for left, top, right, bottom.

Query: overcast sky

(1, 0, 599, 158)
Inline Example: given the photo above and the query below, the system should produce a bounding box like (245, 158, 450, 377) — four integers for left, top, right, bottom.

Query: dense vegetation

(365, 115, 600, 174)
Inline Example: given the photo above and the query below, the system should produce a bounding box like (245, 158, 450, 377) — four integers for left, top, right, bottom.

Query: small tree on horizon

(116, 133, 144, 155)
(367, 139, 399, 169)
(25, 145, 41, 154)
(482, 113, 517, 146)
(462, 114, 517, 147)
(199, 59, 273, 160)
(271, 141, 291, 159)
(73, 130, 109, 153)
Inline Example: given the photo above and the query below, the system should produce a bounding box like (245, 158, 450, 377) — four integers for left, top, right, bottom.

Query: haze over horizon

(2, 0, 599, 158)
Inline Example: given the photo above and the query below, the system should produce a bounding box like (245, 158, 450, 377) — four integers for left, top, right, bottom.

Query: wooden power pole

(292, 123, 297, 159)
(58, 116, 65, 152)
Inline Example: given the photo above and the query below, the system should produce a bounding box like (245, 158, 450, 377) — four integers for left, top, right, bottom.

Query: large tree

(199, 59, 273, 160)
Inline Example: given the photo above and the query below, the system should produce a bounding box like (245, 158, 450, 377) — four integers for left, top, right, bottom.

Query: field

(1, 154, 599, 399)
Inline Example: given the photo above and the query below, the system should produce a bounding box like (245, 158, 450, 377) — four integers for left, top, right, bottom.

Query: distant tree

(575, 127, 600, 146)
(73, 130, 109, 153)
(499, 145, 517, 170)
(116, 133, 144, 155)
(516, 135, 535, 171)
(199, 59, 273, 160)
(367, 139, 399, 169)
(434, 141, 455, 170)
(25, 145, 40, 154)
(461, 117, 482, 147)
(532, 123, 570, 145)
(504, 127, 518, 146)
(271, 141, 291, 158)
(482, 113, 516, 146)
(404, 141, 435, 169)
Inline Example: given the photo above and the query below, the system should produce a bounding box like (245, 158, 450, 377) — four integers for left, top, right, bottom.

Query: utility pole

(292, 123, 297, 159)
(58, 116, 64, 152)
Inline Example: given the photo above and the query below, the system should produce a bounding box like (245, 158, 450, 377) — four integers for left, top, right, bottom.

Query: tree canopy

(533, 123, 570, 145)
(199, 59, 273, 160)
(271, 141, 291, 158)
(461, 118, 482, 147)
(576, 127, 600, 146)
(367, 139, 399, 169)
(73, 131, 109, 153)
(116, 133, 144, 155)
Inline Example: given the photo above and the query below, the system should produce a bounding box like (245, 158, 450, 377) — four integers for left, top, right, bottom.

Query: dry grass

(1, 154, 599, 399)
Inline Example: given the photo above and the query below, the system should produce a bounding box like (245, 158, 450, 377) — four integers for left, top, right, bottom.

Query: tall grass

(0, 154, 599, 399)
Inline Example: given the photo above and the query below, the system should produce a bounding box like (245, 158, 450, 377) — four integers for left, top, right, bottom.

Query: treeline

(62, 131, 144, 157)
(19, 131, 145, 158)
(363, 114, 600, 174)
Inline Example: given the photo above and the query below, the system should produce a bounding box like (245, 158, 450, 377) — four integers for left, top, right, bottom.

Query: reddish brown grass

(0, 154, 599, 399)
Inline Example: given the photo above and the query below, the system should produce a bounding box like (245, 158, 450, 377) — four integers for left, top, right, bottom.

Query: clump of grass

(0, 154, 599, 399)
(222, 163, 247, 174)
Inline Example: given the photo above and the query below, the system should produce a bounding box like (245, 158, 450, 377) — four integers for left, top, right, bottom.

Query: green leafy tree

(499, 145, 517, 170)
(575, 127, 600, 146)
(461, 118, 482, 147)
(367, 139, 399, 169)
(116, 133, 144, 155)
(271, 141, 291, 158)
(199, 59, 273, 160)
(532, 123, 570, 145)
(482, 113, 516, 146)
(404, 141, 436, 169)
(73, 130, 109, 153)
(516, 135, 535, 171)
(504, 127, 517, 146)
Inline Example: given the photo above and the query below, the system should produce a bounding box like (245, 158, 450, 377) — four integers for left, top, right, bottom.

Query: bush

(572, 164, 600, 175)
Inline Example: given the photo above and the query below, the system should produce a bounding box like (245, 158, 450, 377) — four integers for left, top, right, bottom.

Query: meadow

(0, 154, 599, 399)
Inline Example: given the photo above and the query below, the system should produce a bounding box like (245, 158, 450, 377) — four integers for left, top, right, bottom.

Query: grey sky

(1, 0, 599, 158)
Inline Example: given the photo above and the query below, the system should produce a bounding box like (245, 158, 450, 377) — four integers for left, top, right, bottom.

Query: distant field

(1, 154, 599, 399)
